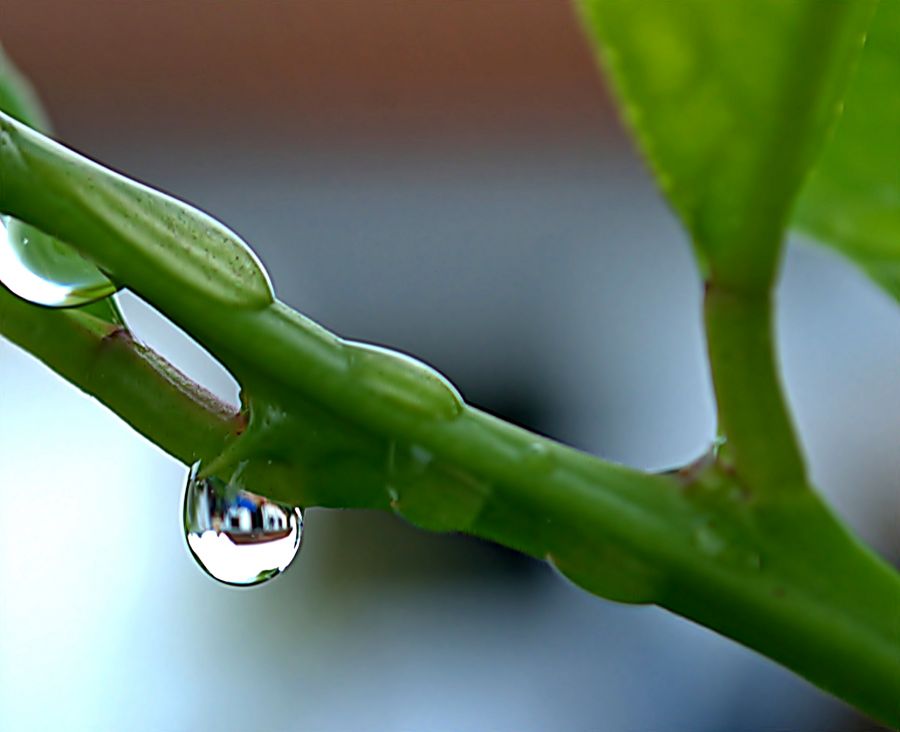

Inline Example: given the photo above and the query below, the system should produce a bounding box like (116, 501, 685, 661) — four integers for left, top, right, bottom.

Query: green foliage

(794, 0, 900, 302)
(0, 43, 49, 130)
(573, 2, 900, 721)
(576, 0, 875, 291)
(1, 6, 899, 726)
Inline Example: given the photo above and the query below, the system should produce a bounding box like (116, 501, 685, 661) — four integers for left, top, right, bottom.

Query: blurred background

(1, 2, 897, 730)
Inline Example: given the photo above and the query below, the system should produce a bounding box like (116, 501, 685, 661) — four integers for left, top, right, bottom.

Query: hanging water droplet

(0, 215, 118, 306)
(182, 462, 303, 587)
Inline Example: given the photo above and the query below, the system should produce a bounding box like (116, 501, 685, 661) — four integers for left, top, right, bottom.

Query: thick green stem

(0, 104, 898, 724)
(3, 281, 899, 724)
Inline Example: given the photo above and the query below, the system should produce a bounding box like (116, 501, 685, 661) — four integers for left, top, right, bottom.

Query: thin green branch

(0, 106, 898, 724)
(3, 280, 898, 722)
(704, 281, 807, 498)
(0, 288, 239, 463)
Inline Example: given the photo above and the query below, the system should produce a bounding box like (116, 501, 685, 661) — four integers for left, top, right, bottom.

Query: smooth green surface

(0, 116, 274, 310)
(2, 282, 898, 722)
(0, 117, 898, 724)
(577, 0, 875, 292)
(574, 0, 874, 499)
(1, 9, 899, 726)
(0, 43, 49, 130)
(703, 284, 806, 497)
(794, 0, 900, 302)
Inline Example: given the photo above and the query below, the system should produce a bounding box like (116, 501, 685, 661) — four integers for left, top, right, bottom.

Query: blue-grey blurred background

(1, 2, 897, 730)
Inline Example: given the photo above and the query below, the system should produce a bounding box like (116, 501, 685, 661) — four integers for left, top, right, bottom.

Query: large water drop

(182, 462, 303, 587)
(0, 216, 118, 306)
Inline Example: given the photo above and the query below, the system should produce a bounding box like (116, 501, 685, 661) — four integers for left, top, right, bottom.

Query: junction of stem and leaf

(0, 14, 898, 723)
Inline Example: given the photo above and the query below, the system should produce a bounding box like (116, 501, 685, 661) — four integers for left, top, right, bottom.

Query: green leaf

(576, 0, 876, 291)
(0, 43, 50, 131)
(793, 1, 900, 303)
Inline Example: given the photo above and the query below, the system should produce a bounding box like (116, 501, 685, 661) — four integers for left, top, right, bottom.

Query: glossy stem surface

(2, 279, 898, 724)
(0, 67, 898, 726)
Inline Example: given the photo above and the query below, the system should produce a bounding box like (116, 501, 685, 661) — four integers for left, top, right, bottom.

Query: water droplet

(182, 462, 303, 587)
(523, 441, 554, 475)
(693, 523, 726, 557)
(711, 434, 727, 455)
(385, 440, 488, 531)
(0, 215, 118, 306)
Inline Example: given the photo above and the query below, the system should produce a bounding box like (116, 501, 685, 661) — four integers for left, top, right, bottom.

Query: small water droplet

(0, 215, 118, 306)
(182, 462, 303, 587)
(385, 440, 488, 531)
(523, 441, 553, 475)
(693, 523, 726, 557)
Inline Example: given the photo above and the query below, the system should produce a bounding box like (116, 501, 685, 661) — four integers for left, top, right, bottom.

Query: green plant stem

(704, 281, 807, 497)
(0, 290, 240, 463)
(1, 112, 898, 724)
(2, 284, 899, 724)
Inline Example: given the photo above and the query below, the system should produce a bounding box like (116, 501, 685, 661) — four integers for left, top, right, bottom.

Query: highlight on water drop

(182, 462, 303, 587)
(0, 215, 118, 306)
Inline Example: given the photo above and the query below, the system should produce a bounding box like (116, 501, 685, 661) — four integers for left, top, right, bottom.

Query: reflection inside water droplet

(0, 215, 118, 306)
(182, 462, 303, 586)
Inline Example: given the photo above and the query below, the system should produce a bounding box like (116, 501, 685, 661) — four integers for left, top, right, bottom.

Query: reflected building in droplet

(182, 462, 303, 586)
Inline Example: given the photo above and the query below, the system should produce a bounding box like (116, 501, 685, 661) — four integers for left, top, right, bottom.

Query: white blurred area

(1, 136, 897, 731)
